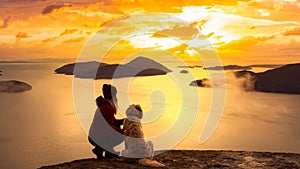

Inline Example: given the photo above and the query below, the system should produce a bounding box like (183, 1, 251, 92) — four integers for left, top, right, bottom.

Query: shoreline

(39, 150, 300, 169)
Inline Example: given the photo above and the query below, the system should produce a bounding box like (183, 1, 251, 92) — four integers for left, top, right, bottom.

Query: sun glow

(128, 34, 182, 49)
(0, 0, 298, 64)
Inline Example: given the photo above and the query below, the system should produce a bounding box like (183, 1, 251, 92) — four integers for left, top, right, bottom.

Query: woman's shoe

(92, 147, 104, 159)
(104, 151, 119, 159)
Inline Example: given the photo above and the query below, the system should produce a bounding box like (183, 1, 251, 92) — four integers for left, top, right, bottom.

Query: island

(39, 150, 300, 169)
(251, 63, 300, 94)
(180, 70, 189, 74)
(0, 80, 32, 93)
(190, 78, 211, 88)
(55, 57, 172, 79)
(248, 64, 283, 68)
(204, 65, 252, 70)
(177, 65, 202, 69)
(191, 63, 300, 94)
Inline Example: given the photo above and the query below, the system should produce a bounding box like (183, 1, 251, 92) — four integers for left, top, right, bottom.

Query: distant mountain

(235, 63, 300, 94)
(204, 65, 252, 70)
(55, 61, 107, 75)
(191, 63, 300, 94)
(248, 64, 283, 68)
(177, 65, 202, 69)
(55, 57, 172, 79)
(126, 57, 171, 73)
(180, 64, 281, 70)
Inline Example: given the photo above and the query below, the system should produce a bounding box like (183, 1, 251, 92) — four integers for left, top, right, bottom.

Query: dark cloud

(42, 4, 72, 15)
(0, 16, 11, 28)
(0, 0, 48, 2)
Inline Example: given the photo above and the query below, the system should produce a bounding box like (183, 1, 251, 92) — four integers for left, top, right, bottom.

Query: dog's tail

(138, 158, 165, 168)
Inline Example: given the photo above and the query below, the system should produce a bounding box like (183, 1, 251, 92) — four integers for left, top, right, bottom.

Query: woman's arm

(113, 118, 125, 127)
(101, 105, 123, 133)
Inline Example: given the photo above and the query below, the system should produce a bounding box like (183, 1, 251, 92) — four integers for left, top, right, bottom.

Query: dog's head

(126, 104, 143, 119)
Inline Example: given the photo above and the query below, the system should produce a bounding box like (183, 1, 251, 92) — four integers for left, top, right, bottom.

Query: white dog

(122, 104, 154, 158)
(121, 105, 165, 167)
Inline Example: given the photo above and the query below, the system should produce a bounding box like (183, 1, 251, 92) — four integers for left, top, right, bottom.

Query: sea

(0, 60, 299, 169)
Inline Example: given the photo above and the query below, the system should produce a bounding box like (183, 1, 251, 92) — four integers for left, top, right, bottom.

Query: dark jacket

(89, 96, 123, 144)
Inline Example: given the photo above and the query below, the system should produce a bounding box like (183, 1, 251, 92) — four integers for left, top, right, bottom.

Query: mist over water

(0, 62, 299, 169)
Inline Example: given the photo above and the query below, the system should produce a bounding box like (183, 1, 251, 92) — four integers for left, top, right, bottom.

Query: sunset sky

(0, 0, 300, 64)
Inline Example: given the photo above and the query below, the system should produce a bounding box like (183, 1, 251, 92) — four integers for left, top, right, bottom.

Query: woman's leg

(88, 137, 104, 159)
(103, 133, 124, 158)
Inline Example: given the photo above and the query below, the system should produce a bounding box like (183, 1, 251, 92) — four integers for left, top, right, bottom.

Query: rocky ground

(39, 150, 300, 169)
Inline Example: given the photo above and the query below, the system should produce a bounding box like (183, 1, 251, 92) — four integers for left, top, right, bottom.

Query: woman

(88, 84, 124, 158)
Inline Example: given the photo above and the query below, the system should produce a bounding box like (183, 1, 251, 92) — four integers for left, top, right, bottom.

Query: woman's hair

(102, 84, 117, 100)
(108, 97, 118, 112)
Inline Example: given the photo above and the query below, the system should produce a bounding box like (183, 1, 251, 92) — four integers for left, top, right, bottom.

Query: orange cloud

(151, 33, 169, 38)
(0, 16, 12, 28)
(197, 19, 208, 30)
(16, 32, 30, 38)
(219, 35, 275, 51)
(206, 32, 214, 38)
(167, 43, 188, 54)
(82, 2, 124, 14)
(59, 28, 78, 36)
(42, 4, 72, 15)
(153, 24, 198, 40)
(42, 36, 59, 43)
(283, 27, 300, 36)
(115, 0, 243, 13)
(63, 37, 85, 43)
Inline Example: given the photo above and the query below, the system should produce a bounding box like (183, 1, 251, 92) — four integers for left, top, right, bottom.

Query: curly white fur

(121, 105, 154, 158)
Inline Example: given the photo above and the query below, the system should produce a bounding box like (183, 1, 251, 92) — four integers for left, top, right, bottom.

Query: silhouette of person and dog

(88, 84, 164, 167)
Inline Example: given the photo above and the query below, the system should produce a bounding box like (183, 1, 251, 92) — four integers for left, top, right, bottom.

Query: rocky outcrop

(189, 78, 211, 88)
(0, 80, 32, 93)
(55, 57, 172, 79)
(39, 150, 300, 169)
